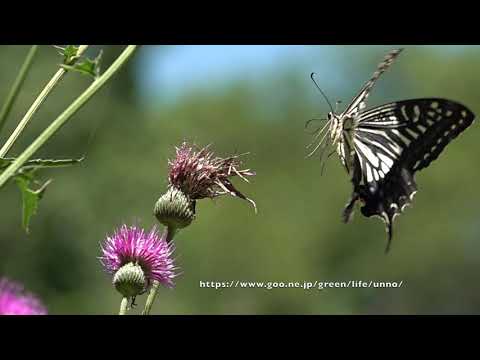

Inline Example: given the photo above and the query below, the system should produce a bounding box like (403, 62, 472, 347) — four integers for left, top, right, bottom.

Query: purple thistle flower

(0, 277, 47, 315)
(168, 142, 256, 210)
(99, 225, 176, 289)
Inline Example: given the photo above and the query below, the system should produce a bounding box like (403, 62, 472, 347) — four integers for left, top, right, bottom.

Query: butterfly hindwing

(347, 98, 474, 250)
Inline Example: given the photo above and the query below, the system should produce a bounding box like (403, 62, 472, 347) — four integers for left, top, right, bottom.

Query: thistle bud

(154, 186, 195, 230)
(113, 262, 146, 298)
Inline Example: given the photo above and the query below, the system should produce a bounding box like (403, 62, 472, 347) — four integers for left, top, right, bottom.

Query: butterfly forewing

(343, 49, 403, 118)
(354, 99, 474, 183)
(392, 99, 474, 172)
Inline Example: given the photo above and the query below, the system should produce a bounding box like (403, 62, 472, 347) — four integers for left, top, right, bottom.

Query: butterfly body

(328, 111, 358, 175)
(310, 49, 475, 252)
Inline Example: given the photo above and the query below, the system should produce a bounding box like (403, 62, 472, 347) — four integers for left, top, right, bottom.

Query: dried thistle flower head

(168, 142, 257, 211)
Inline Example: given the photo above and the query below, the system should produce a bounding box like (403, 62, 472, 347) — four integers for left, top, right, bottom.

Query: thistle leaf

(53, 45, 80, 65)
(15, 174, 52, 234)
(60, 51, 102, 79)
(1, 156, 83, 233)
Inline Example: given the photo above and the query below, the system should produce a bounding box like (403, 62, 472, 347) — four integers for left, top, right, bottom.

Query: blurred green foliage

(0, 45, 479, 314)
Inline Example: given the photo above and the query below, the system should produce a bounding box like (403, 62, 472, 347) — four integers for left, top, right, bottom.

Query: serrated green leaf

(1, 156, 83, 233)
(60, 50, 102, 79)
(53, 45, 80, 65)
(15, 175, 51, 234)
(61, 62, 95, 78)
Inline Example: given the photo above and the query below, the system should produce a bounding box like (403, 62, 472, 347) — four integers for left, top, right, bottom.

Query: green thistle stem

(0, 45, 39, 134)
(0, 45, 138, 189)
(0, 45, 89, 157)
(119, 296, 129, 315)
(142, 226, 176, 315)
(142, 281, 160, 315)
(165, 226, 177, 243)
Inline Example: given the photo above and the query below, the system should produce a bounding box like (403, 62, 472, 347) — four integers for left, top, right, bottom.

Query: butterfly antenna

(311, 72, 335, 114)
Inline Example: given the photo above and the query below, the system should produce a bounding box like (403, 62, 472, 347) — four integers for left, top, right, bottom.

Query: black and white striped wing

(343, 49, 403, 118)
(348, 98, 474, 249)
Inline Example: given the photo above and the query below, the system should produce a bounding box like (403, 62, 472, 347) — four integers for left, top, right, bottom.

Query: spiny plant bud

(113, 262, 146, 298)
(154, 186, 195, 230)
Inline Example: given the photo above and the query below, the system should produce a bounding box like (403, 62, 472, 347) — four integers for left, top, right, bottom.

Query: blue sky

(136, 45, 314, 104)
(135, 45, 473, 106)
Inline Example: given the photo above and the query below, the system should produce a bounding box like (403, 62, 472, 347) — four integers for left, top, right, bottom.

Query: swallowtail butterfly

(308, 48, 475, 252)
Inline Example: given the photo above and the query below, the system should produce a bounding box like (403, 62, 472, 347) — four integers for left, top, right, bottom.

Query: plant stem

(0, 45, 89, 158)
(0, 45, 137, 189)
(142, 281, 160, 315)
(0, 45, 39, 134)
(119, 296, 129, 315)
(142, 226, 176, 315)
(165, 227, 176, 243)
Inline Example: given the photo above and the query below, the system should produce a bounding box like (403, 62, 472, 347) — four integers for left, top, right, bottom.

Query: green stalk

(142, 281, 160, 315)
(0, 45, 138, 189)
(0, 45, 39, 134)
(119, 296, 129, 315)
(142, 226, 176, 315)
(0, 45, 89, 158)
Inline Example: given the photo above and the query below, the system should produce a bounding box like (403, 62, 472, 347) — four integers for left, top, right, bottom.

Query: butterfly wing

(345, 98, 475, 251)
(343, 48, 403, 118)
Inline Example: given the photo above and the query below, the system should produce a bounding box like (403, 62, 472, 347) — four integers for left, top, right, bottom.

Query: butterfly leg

(130, 296, 137, 308)
(342, 154, 364, 223)
(382, 213, 393, 254)
(342, 192, 359, 223)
